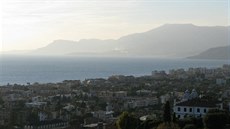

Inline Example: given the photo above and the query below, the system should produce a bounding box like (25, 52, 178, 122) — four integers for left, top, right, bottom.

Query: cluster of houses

(0, 64, 229, 128)
(152, 64, 230, 85)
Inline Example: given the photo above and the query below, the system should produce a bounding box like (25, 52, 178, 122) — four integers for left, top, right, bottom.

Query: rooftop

(175, 98, 221, 108)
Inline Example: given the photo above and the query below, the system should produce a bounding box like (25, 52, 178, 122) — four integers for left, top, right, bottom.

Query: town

(0, 64, 230, 129)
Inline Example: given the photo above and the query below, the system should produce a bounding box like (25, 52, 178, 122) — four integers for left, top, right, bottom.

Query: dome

(183, 90, 190, 101)
(190, 89, 198, 99)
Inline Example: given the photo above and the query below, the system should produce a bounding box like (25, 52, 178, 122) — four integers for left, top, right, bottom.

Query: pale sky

(0, 0, 229, 51)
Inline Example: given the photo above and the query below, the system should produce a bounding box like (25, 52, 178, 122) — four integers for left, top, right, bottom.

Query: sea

(0, 55, 229, 85)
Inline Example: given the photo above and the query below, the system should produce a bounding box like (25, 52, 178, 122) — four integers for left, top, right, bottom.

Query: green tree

(172, 112, 177, 122)
(163, 101, 171, 123)
(8, 109, 17, 128)
(0, 97, 4, 105)
(183, 124, 197, 129)
(156, 123, 180, 129)
(69, 115, 84, 129)
(26, 110, 39, 124)
(98, 101, 107, 110)
(116, 112, 139, 129)
(203, 109, 229, 129)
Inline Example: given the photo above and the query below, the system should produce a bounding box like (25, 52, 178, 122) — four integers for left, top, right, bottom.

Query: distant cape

(187, 45, 230, 60)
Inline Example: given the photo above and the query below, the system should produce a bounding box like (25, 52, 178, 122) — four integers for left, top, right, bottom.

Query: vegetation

(116, 112, 139, 129)
(177, 117, 203, 129)
(182, 124, 197, 129)
(156, 123, 180, 129)
(163, 101, 171, 123)
(203, 109, 229, 129)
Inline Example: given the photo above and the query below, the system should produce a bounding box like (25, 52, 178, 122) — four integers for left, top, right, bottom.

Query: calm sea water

(0, 55, 229, 85)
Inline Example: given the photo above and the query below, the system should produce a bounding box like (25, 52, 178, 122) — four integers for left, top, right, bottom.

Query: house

(25, 102, 47, 108)
(174, 89, 223, 119)
(92, 110, 114, 121)
(136, 90, 152, 96)
(114, 91, 127, 98)
(83, 122, 105, 129)
(24, 119, 68, 129)
(216, 78, 227, 85)
(124, 97, 158, 109)
(152, 70, 167, 78)
(0, 108, 10, 125)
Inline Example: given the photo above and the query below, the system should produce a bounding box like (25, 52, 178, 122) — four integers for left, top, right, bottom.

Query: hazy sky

(0, 0, 229, 51)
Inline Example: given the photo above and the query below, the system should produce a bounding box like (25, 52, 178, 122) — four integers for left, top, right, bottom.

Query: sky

(0, 0, 229, 51)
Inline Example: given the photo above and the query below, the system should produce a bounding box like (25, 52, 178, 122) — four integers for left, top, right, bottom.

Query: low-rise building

(174, 98, 223, 119)
(24, 119, 68, 129)
(174, 89, 223, 119)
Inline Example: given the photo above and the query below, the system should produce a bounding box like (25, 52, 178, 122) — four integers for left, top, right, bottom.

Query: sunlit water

(0, 55, 229, 85)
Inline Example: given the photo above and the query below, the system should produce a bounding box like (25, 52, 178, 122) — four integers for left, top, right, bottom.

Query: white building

(174, 98, 223, 119)
(174, 89, 223, 119)
(92, 110, 114, 121)
(25, 102, 47, 108)
(216, 78, 227, 85)
(124, 97, 158, 109)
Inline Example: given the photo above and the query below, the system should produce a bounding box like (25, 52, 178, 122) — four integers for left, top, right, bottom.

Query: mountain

(31, 24, 229, 57)
(32, 39, 116, 55)
(188, 45, 230, 60)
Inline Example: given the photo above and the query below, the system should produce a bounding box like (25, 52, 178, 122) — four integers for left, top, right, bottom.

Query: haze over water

(0, 55, 229, 85)
(0, 0, 229, 85)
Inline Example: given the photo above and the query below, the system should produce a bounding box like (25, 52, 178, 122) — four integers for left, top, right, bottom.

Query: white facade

(124, 97, 158, 109)
(92, 110, 114, 120)
(174, 89, 223, 119)
(174, 106, 215, 119)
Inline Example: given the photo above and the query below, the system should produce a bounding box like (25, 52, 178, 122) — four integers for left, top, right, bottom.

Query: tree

(156, 123, 180, 129)
(8, 109, 18, 128)
(69, 116, 84, 129)
(98, 101, 107, 110)
(163, 101, 171, 123)
(172, 112, 176, 122)
(116, 112, 139, 129)
(0, 97, 4, 105)
(26, 110, 39, 124)
(203, 109, 229, 129)
(183, 124, 197, 129)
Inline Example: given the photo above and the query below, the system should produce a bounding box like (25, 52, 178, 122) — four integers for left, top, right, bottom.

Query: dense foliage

(116, 112, 140, 129)
(203, 109, 229, 129)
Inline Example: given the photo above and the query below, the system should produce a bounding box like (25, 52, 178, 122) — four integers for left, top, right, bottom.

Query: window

(190, 108, 192, 112)
(178, 107, 180, 111)
(204, 109, 207, 113)
(184, 108, 187, 112)
(197, 108, 200, 113)
(178, 115, 180, 118)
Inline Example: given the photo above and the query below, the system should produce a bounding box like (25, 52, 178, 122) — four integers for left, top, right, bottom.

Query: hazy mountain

(2, 50, 32, 55)
(33, 39, 116, 55)
(31, 24, 229, 57)
(188, 45, 230, 60)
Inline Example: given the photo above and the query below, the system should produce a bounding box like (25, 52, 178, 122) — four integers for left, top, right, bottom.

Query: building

(83, 122, 105, 129)
(92, 110, 114, 121)
(124, 97, 158, 109)
(216, 78, 227, 85)
(174, 89, 223, 119)
(24, 119, 68, 129)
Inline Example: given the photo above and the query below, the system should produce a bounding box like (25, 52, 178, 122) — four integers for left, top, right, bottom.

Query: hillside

(31, 24, 229, 57)
(188, 45, 230, 60)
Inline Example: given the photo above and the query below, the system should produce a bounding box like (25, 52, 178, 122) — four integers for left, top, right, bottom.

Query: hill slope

(188, 45, 230, 60)
(32, 24, 229, 57)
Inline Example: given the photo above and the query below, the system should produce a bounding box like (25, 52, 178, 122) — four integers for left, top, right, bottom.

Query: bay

(0, 55, 229, 85)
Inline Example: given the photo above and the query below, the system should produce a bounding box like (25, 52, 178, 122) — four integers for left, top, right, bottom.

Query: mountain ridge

(28, 24, 230, 57)
(188, 45, 230, 60)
